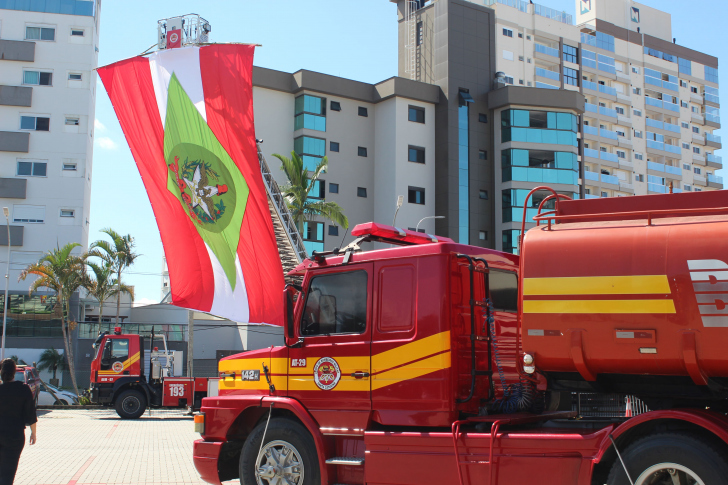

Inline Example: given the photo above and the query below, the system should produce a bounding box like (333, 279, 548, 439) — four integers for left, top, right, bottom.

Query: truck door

(288, 264, 373, 430)
(97, 336, 141, 382)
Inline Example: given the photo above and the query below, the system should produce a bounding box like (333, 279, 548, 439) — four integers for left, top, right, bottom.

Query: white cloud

(96, 136, 118, 150)
(94, 119, 107, 132)
(133, 297, 159, 308)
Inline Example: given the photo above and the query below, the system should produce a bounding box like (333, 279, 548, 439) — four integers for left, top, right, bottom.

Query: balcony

(585, 103, 598, 114)
(535, 44, 560, 58)
(646, 118, 681, 135)
(691, 112, 705, 125)
(693, 152, 706, 163)
(583, 147, 599, 160)
(600, 128, 618, 140)
(599, 106, 618, 118)
(0, 86, 32, 107)
(619, 160, 633, 170)
(600, 151, 619, 163)
(665, 165, 682, 176)
(648, 183, 668, 194)
(620, 181, 634, 192)
(535, 67, 560, 82)
(583, 125, 599, 138)
(599, 84, 617, 97)
(533, 3, 573, 24)
(707, 153, 723, 169)
(705, 113, 720, 127)
(584, 171, 600, 182)
(0, 132, 29, 152)
(601, 173, 620, 186)
(647, 161, 665, 172)
(704, 92, 720, 106)
(692, 133, 706, 145)
(664, 144, 681, 155)
(645, 96, 680, 114)
(691, 92, 704, 105)
(706, 133, 722, 146)
(616, 92, 632, 104)
(694, 174, 707, 186)
(0, 40, 35, 62)
(708, 174, 723, 188)
(0, 178, 26, 199)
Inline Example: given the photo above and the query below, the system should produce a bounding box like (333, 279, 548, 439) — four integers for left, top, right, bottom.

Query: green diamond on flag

(163, 73, 249, 290)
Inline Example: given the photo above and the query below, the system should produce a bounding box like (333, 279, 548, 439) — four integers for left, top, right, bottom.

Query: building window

(518, 32, 523, 38)
(632, 109, 641, 117)
(458, 90, 472, 244)
(358, 106, 368, 117)
(20, 116, 50, 131)
(692, 126, 700, 134)
(17, 160, 47, 177)
(308, 180, 325, 200)
(527, 35, 531, 40)
(416, 21, 423, 46)
(23, 71, 52, 86)
(479, 190, 488, 200)
(408, 106, 425, 123)
(563, 67, 579, 86)
(501, 149, 578, 185)
(636, 174, 644, 182)
(68, 73, 82, 81)
(330, 101, 341, 111)
(479, 231, 487, 241)
(500, 110, 578, 147)
(693, 147, 701, 154)
(408, 145, 425, 164)
(70, 28, 84, 36)
(330, 141, 339, 152)
(683, 163, 691, 170)
(358, 147, 367, 157)
(13, 205, 45, 223)
(478, 113, 488, 123)
(302, 221, 324, 254)
(60, 209, 75, 218)
(632, 66, 640, 74)
(616, 150, 626, 159)
(329, 183, 339, 194)
(503, 50, 514, 61)
(65, 117, 80, 126)
(601, 191, 609, 198)
(681, 122, 689, 128)
(408, 186, 425, 205)
(682, 101, 689, 108)
(633, 87, 641, 95)
(684, 184, 692, 191)
(518, 56, 524, 62)
(478, 150, 487, 160)
(615, 106, 625, 115)
(682, 143, 690, 149)
(504, 76, 514, 85)
(294, 136, 326, 171)
(519, 79, 524, 85)
(62, 162, 77, 171)
(705, 66, 719, 84)
(26, 26, 55, 41)
(502, 28, 513, 38)
(691, 86, 698, 94)
(357, 187, 367, 198)
(294, 94, 326, 132)
(328, 225, 339, 237)
(563, 45, 578, 64)
(680, 80, 688, 88)
(694, 167, 701, 174)
(634, 130, 643, 138)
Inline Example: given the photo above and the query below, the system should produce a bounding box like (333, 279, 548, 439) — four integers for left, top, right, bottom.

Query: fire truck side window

(489, 271, 518, 312)
(100, 339, 130, 370)
(301, 271, 368, 336)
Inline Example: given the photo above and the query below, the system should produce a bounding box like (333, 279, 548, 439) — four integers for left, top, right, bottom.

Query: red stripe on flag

(199, 44, 284, 325)
(98, 56, 215, 313)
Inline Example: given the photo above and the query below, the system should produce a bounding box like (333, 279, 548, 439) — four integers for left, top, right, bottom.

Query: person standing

(0, 358, 37, 485)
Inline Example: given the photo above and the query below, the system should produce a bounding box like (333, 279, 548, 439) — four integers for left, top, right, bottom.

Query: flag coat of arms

(98, 45, 284, 325)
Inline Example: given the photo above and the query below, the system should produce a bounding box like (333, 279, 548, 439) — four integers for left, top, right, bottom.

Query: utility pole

(187, 310, 194, 377)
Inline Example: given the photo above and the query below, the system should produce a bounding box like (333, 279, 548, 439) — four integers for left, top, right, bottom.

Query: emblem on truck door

(313, 357, 341, 390)
(688, 259, 728, 327)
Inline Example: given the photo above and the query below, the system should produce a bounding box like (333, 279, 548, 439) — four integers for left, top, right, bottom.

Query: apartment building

(394, 0, 721, 251)
(0, 0, 100, 335)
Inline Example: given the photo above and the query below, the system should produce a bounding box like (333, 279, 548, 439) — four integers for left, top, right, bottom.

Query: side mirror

(283, 284, 302, 347)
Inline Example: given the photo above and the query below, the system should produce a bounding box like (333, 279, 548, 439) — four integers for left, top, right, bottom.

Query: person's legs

(0, 434, 25, 485)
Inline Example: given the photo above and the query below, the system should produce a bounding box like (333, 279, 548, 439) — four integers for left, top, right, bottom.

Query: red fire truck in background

(89, 327, 218, 418)
(193, 188, 728, 485)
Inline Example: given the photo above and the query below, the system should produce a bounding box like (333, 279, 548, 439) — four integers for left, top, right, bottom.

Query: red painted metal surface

(162, 378, 194, 407)
(192, 439, 224, 485)
(89, 334, 142, 384)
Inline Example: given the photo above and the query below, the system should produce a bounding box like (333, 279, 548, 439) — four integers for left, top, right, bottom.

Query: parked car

(15, 365, 40, 403)
(38, 382, 78, 405)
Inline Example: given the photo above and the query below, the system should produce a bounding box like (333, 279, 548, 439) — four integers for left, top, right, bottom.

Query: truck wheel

(115, 389, 147, 419)
(607, 432, 728, 485)
(239, 418, 319, 485)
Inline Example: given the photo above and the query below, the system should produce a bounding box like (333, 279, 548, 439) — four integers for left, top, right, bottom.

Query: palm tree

(19, 242, 86, 396)
(9, 355, 27, 365)
(90, 229, 139, 325)
(272, 152, 348, 236)
(84, 261, 134, 336)
(37, 348, 66, 381)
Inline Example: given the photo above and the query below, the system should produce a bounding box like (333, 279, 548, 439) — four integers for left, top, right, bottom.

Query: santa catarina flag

(98, 45, 284, 325)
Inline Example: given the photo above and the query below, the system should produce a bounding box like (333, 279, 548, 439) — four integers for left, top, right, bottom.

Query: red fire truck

(89, 328, 218, 418)
(193, 188, 728, 485)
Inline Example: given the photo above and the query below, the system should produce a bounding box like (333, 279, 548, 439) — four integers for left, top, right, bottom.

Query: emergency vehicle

(193, 188, 728, 485)
(88, 327, 218, 418)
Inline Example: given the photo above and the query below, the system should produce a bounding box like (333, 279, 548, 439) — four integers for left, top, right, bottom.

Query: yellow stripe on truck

(523, 299, 676, 314)
(523, 275, 671, 296)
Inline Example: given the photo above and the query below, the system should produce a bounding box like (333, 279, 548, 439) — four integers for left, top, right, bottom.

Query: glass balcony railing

(707, 153, 723, 165)
(645, 118, 663, 130)
(582, 57, 597, 69)
(484, 0, 529, 12)
(648, 183, 668, 193)
(645, 76, 678, 92)
(645, 76, 662, 88)
(664, 101, 680, 113)
(535, 43, 560, 58)
(705, 113, 720, 124)
(584, 147, 599, 158)
(704, 93, 720, 104)
(647, 139, 665, 151)
(645, 97, 662, 109)
(664, 144, 682, 155)
(585, 194, 600, 199)
(583, 81, 598, 92)
(599, 106, 617, 118)
(647, 161, 665, 172)
(663, 81, 679, 92)
(665, 165, 682, 175)
(601, 173, 619, 185)
(600, 151, 619, 163)
(533, 4, 573, 24)
(583, 125, 599, 136)
(599, 84, 617, 96)
(706, 133, 722, 144)
(584, 171, 599, 181)
(585, 103, 598, 113)
(535, 67, 560, 81)
(708, 174, 724, 184)
(665, 122, 681, 134)
(600, 128, 618, 140)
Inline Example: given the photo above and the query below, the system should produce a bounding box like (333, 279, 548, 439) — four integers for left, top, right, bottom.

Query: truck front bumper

(193, 439, 224, 485)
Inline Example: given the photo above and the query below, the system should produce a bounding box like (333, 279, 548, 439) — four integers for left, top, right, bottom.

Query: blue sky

(91, 0, 725, 306)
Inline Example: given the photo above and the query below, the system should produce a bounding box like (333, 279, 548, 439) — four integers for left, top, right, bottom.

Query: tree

(84, 261, 134, 336)
(272, 152, 348, 236)
(37, 348, 66, 380)
(90, 229, 139, 325)
(9, 355, 27, 365)
(19, 242, 86, 396)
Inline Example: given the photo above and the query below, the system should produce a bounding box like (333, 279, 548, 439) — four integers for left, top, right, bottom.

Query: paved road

(14, 408, 233, 485)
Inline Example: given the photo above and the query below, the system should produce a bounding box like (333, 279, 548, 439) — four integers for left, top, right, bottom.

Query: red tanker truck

(193, 188, 728, 485)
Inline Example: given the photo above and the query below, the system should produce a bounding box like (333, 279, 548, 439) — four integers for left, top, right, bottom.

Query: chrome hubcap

(636, 463, 705, 485)
(255, 440, 303, 485)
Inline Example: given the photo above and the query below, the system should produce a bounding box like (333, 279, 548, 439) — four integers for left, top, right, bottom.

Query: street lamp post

(1, 207, 9, 361)
(392, 195, 404, 226)
(416, 215, 445, 233)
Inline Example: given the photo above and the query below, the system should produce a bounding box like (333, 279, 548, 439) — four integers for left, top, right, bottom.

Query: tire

(607, 432, 728, 485)
(239, 418, 319, 485)
(115, 389, 147, 419)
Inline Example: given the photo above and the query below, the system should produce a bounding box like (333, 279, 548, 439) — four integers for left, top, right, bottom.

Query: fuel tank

(520, 190, 728, 391)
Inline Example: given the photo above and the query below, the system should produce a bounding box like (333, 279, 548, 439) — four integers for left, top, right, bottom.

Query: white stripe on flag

(205, 242, 250, 323)
(148, 46, 207, 126)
